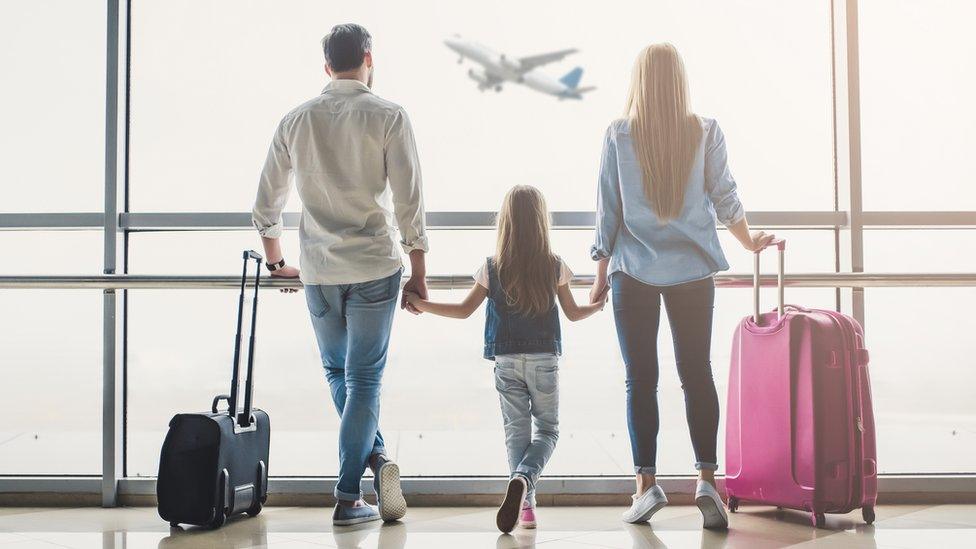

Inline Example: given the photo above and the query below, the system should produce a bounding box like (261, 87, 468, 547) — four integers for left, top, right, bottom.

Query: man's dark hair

(321, 24, 372, 72)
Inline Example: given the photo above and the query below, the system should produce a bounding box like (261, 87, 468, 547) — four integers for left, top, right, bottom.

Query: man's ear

(363, 51, 373, 69)
(324, 63, 332, 77)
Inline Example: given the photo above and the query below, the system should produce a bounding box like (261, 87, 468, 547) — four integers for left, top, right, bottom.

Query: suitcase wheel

(727, 496, 739, 513)
(811, 512, 826, 528)
(862, 505, 875, 525)
(247, 501, 263, 517)
(209, 509, 226, 529)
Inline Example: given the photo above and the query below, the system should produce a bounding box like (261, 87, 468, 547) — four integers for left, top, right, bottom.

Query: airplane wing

(518, 48, 578, 71)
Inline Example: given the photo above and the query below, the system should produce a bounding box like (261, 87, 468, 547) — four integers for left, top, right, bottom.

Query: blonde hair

(494, 185, 558, 317)
(625, 43, 702, 221)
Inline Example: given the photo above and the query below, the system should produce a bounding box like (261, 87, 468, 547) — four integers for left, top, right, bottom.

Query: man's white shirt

(252, 79, 428, 285)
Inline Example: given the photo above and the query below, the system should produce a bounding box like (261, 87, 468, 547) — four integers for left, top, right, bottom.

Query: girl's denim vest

(483, 257, 562, 360)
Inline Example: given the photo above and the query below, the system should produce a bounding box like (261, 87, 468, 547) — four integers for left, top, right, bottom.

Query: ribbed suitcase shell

(725, 305, 877, 526)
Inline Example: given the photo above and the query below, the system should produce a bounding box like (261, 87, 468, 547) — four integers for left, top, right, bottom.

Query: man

(252, 23, 428, 525)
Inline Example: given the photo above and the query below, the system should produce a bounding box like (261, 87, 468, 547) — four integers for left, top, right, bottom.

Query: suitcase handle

(753, 238, 786, 324)
(212, 394, 230, 414)
(228, 250, 262, 428)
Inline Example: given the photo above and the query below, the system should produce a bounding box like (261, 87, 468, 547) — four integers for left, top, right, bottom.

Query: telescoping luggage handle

(753, 238, 786, 325)
(228, 250, 262, 431)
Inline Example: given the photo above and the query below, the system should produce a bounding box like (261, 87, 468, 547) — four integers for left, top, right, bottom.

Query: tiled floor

(0, 504, 973, 548)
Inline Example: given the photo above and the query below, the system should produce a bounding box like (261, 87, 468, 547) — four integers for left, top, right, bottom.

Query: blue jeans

(611, 273, 719, 475)
(305, 269, 401, 500)
(494, 353, 560, 507)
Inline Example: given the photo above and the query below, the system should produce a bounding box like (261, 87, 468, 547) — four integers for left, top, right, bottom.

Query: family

(251, 24, 775, 532)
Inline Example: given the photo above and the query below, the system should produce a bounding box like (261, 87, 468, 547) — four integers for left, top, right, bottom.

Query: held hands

(403, 290, 425, 310)
(589, 279, 609, 306)
(401, 275, 427, 315)
(744, 231, 776, 252)
(590, 284, 610, 310)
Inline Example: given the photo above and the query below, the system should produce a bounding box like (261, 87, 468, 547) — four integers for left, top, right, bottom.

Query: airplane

(444, 36, 596, 100)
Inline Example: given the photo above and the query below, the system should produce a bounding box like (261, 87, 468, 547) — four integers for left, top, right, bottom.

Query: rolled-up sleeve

(252, 119, 292, 238)
(590, 125, 622, 260)
(385, 109, 429, 254)
(704, 120, 745, 227)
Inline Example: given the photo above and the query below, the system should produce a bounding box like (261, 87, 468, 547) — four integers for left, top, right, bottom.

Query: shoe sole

(696, 495, 729, 529)
(623, 499, 667, 524)
(333, 513, 382, 526)
(496, 479, 526, 533)
(377, 462, 407, 522)
(520, 521, 537, 529)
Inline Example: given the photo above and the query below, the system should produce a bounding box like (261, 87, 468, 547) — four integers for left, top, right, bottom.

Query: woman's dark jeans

(611, 273, 720, 474)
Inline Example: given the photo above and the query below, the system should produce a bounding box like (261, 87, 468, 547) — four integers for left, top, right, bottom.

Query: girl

(405, 185, 607, 533)
(589, 43, 774, 529)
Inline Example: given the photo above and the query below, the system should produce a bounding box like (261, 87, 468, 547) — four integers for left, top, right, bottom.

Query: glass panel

(126, 229, 836, 276)
(860, 0, 976, 210)
(864, 229, 976, 273)
(865, 288, 975, 473)
(0, 1, 104, 212)
(0, 231, 104, 275)
(0, 291, 102, 474)
(129, 0, 833, 212)
(0, 231, 102, 474)
(126, 229, 836, 476)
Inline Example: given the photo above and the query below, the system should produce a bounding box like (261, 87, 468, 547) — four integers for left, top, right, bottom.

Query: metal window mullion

(831, 0, 866, 328)
(101, 0, 126, 508)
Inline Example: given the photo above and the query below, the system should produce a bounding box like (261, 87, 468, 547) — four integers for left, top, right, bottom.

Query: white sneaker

(622, 485, 668, 523)
(695, 480, 729, 529)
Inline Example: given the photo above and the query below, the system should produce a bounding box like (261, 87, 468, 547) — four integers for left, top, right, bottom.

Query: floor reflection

(0, 504, 968, 549)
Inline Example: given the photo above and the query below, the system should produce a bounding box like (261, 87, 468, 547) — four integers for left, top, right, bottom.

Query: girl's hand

(744, 231, 776, 252)
(403, 291, 424, 308)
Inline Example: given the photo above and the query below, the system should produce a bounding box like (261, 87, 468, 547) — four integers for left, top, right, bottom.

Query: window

(859, 0, 976, 211)
(128, 0, 833, 212)
(0, 1, 105, 213)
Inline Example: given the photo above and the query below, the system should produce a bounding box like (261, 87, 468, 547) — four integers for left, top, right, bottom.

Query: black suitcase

(157, 250, 271, 528)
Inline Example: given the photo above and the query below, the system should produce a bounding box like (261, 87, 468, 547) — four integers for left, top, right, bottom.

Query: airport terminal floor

(1, 504, 975, 548)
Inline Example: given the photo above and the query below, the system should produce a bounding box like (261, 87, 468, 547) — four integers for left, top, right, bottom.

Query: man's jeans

(494, 353, 560, 507)
(304, 269, 401, 500)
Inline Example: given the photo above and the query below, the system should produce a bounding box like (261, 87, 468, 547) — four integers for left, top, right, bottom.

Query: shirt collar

(322, 78, 371, 94)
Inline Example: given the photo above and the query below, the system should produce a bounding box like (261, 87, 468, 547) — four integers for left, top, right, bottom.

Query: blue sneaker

(332, 502, 381, 526)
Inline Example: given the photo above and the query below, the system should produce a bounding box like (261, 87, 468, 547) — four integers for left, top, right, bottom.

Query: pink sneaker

(519, 505, 537, 529)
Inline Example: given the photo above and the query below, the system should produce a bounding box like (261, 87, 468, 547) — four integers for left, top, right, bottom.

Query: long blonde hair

(494, 185, 558, 317)
(625, 43, 702, 221)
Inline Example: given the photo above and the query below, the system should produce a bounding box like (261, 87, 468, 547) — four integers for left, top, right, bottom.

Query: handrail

(1, 273, 975, 290)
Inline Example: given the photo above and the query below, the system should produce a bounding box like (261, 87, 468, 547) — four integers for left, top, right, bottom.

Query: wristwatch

(266, 259, 286, 272)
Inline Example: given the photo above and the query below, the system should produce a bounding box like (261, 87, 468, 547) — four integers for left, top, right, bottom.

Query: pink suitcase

(724, 239, 877, 528)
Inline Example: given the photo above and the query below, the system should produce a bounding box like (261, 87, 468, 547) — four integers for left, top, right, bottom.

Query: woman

(589, 43, 773, 529)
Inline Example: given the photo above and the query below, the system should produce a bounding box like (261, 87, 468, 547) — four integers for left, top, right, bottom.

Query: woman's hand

(744, 230, 776, 252)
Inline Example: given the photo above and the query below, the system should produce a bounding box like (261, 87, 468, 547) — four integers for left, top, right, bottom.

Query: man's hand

(271, 265, 301, 293)
(401, 275, 427, 315)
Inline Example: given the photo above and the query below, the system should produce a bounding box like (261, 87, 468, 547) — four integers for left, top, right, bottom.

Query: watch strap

(266, 259, 286, 272)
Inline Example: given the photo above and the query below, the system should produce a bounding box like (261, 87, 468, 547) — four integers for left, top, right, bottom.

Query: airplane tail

(559, 67, 584, 89)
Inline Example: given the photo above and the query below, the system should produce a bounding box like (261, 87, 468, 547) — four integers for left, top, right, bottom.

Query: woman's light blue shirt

(590, 117, 745, 286)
